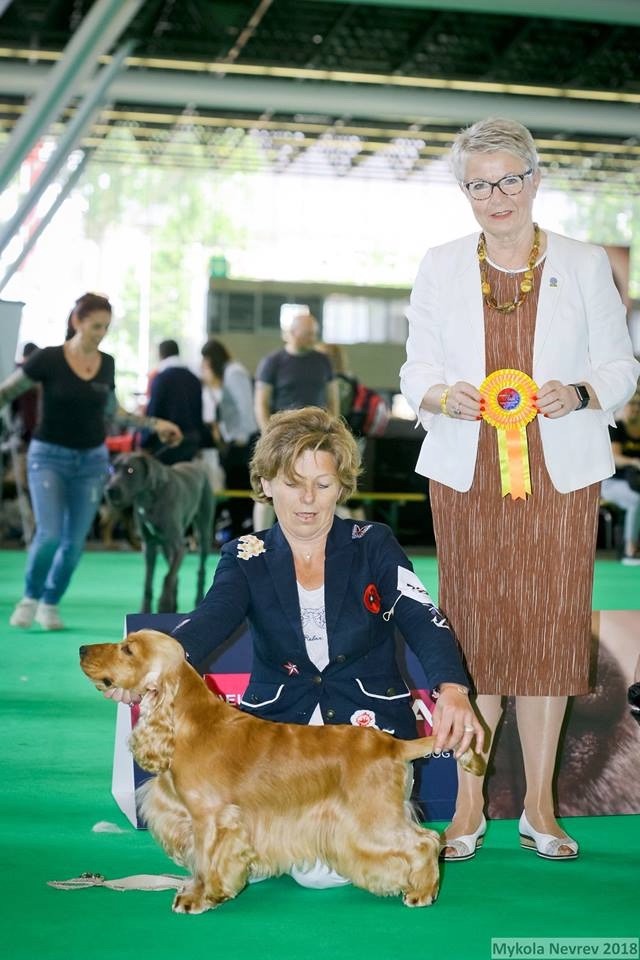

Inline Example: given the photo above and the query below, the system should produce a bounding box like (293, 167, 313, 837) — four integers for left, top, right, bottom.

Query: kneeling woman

(167, 407, 482, 886)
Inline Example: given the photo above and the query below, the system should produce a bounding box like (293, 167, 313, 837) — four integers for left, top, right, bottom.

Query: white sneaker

(9, 597, 38, 628)
(621, 556, 640, 566)
(35, 602, 65, 630)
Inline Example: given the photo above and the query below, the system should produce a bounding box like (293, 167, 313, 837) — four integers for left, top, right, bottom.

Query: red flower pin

(363, 583, 381, 614)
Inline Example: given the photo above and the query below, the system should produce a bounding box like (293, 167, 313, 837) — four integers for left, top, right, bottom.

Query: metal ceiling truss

(0, 0, 639, 189)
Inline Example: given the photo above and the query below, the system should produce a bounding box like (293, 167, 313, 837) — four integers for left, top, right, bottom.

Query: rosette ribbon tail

(498, 426, 532, 500)
(479, 368, 538, 501)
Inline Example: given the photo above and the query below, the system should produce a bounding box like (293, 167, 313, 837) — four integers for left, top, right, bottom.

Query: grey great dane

(106, 453, 214, 613)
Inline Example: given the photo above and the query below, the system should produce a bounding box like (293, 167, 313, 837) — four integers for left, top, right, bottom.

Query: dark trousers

(220, 434, 258, 536)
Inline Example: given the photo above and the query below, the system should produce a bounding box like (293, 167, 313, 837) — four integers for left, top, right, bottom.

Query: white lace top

(297, 581, 328, 725)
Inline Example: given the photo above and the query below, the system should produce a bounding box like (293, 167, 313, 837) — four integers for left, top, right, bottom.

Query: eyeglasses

(463, 169, 533, 201)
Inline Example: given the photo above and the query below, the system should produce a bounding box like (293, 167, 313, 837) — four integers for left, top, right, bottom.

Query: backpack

(345, 381, 390, 438)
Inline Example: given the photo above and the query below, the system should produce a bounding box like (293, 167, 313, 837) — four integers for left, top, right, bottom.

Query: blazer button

(312, 675, 322, 685)
(335, 654, 346, 663)
(326, 708, 336, 719)
(386, 687, 396, 696)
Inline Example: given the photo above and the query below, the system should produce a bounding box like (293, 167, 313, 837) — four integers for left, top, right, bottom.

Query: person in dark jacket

(142, 339, 206, 465)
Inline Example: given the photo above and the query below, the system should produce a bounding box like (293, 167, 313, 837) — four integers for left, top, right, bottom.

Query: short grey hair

(450, 117, 539, 183)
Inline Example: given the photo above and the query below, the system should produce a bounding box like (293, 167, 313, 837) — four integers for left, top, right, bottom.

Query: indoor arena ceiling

(0, 0, 639, 190)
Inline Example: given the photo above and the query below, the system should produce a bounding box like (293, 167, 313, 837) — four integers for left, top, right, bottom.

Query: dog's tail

(397, 735, 485, 777)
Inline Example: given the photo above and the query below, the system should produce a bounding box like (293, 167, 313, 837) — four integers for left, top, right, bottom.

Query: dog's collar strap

(137, 507, 162, 538)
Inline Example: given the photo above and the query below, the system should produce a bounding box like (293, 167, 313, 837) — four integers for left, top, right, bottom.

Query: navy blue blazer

(173, 517, 469, 740)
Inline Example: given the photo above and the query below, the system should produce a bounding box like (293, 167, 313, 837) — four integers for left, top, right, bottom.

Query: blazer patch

(396, 567, 436, 606)
(350, 708, 378, 729)
(395, 568, 450, 629)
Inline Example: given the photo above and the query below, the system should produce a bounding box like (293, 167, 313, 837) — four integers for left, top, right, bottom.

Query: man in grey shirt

(253, 312, 339, 529)
(254, 313, 339, 431)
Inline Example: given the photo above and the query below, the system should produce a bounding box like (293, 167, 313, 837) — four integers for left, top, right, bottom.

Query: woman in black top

(0, 293, 182, 629)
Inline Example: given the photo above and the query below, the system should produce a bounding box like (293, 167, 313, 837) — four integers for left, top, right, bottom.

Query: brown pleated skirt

(430, 260, 599, 696)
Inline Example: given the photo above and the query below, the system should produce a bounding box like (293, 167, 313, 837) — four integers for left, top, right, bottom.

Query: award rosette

(480, 369, 538, 500)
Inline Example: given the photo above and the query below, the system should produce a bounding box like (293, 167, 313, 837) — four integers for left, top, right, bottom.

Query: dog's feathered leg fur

(172, 805, 255, 914)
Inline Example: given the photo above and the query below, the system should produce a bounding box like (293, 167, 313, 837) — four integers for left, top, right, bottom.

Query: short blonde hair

(250, 407, 361, 504)
(316, 342, 348, 375)
(450, 117, 539, 182)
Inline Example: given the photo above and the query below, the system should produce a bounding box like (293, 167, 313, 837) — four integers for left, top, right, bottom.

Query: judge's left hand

(535, 380, 579, 419)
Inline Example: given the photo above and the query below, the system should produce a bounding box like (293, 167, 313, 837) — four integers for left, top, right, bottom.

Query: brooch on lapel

(352, 523, 373, 539)
(283, 662, 299, 676)
(363, 583, 381, 614)
(237, 535, 266, 560)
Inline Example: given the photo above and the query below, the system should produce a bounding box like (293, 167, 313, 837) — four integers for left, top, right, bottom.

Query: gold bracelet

(439, 387, 450, 416)
(433, 684, 469, 699)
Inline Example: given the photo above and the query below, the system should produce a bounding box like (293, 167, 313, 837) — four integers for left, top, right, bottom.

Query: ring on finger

(463, 724, 474, 732)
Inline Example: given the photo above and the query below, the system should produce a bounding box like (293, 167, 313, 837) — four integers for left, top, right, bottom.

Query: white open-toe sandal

(440, 814, 487, 862)
(519, 812, 578, 860)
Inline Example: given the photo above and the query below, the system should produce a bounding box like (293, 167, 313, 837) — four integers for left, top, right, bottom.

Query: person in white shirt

(201, 338, 259, 536)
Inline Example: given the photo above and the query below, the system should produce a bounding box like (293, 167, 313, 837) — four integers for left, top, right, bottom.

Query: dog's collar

(137, 506, 162, 538)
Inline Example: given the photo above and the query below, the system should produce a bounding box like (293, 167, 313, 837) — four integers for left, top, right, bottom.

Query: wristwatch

(570, 383, 590, 411)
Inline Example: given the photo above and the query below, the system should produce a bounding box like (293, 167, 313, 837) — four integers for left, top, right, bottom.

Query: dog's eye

(122, 644, 134, 656)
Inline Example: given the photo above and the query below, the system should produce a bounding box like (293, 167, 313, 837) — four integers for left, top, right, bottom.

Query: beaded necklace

(477, 222, 540, 314)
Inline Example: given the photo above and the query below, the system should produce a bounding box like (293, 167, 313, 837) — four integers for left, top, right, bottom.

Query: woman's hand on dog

(431, 686, 484, 759)
(154, 419, 183, 446)
(102, 686, 142, 705)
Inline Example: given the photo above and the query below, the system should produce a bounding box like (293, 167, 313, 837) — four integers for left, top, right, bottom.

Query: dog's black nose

(79, 646, 88, 658)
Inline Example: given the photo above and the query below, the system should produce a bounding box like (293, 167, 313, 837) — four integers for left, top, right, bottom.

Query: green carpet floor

(1, 548, 638, 960)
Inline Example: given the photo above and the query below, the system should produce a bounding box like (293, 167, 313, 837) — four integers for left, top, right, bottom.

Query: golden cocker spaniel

(79, 629, 482, 914)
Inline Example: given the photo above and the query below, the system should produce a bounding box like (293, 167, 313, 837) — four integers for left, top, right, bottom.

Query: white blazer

(400, 230, 640, 493)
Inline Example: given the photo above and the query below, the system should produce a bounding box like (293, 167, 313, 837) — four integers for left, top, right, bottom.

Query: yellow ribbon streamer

(480, 369, 538, 500)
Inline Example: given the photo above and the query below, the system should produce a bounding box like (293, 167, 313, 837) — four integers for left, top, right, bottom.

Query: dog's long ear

(138, 453, 163, 496)
(129, 676, 178, 773)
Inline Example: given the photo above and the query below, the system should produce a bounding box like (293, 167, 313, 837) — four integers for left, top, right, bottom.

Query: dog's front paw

(403, 886, 438, 908)
(172, 883, 216, 915)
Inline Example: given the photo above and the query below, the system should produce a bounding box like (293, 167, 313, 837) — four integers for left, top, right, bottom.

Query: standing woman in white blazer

(401, 118, 639, 862)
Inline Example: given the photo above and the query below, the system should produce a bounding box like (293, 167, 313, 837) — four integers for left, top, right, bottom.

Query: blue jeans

(25, 439, 109, 604)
